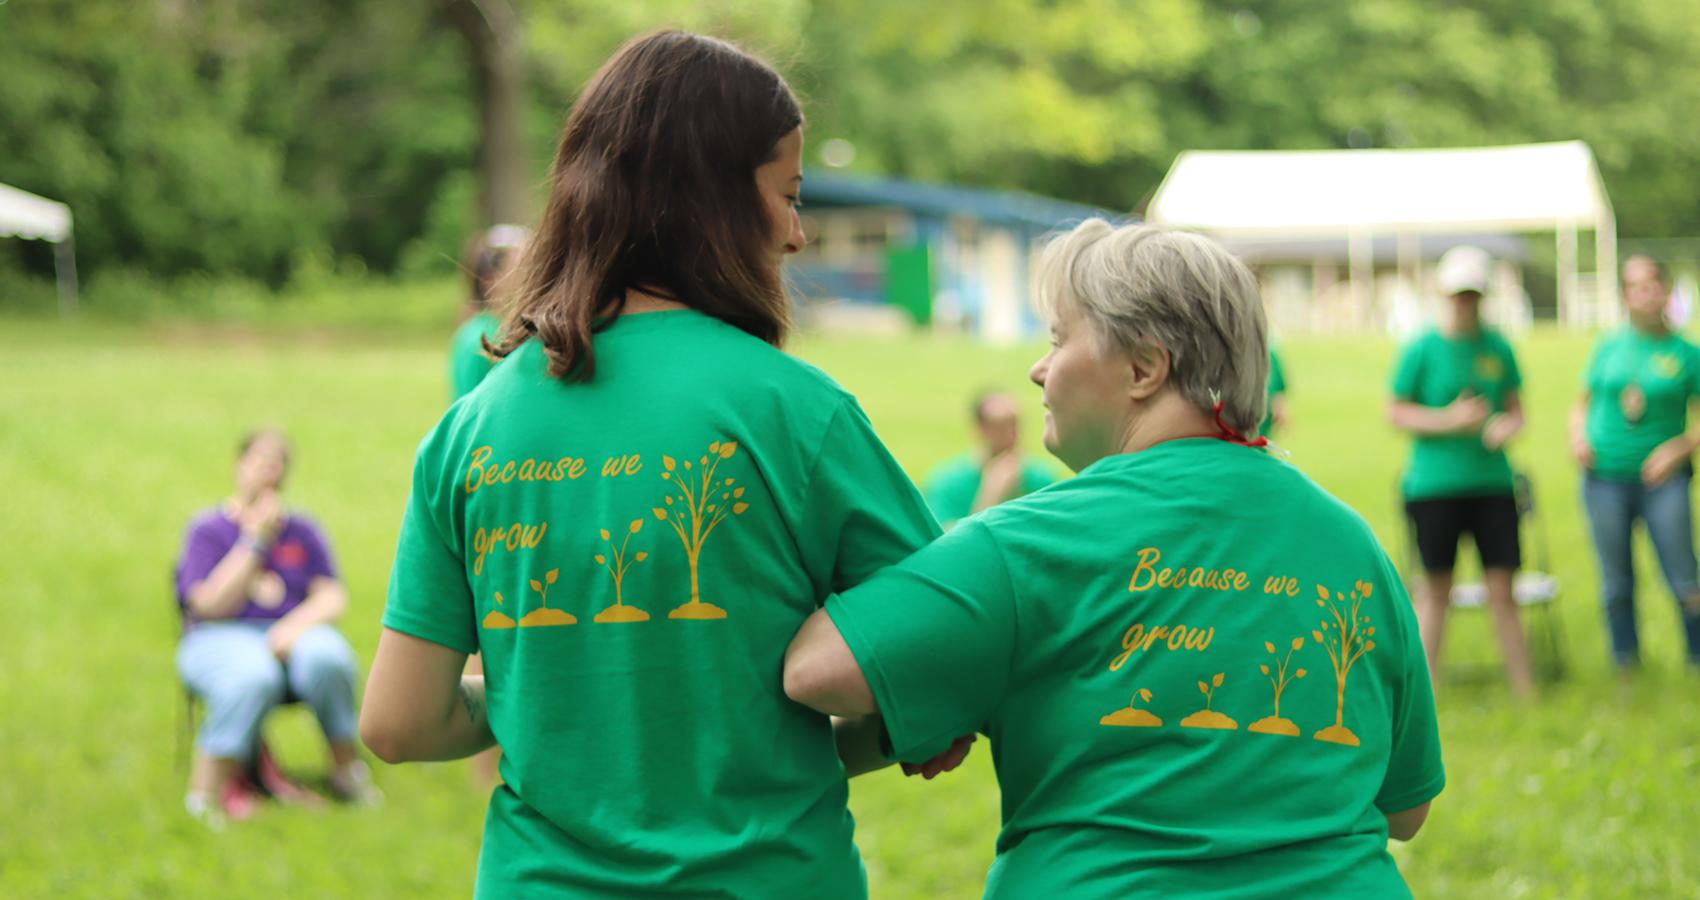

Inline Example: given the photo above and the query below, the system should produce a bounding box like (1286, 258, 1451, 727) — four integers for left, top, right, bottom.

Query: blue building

(789, 172, 1121, 341)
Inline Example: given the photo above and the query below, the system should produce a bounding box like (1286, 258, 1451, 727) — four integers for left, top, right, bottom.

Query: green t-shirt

(827, 439, 1443, 899)
(1392, 328, 1522, 500)
(450, 310, 503, 400)
(1260, 345, 1288, 437)
(923, 453, 1057, 525)
(1583, 328, 1700, 483)
(385, 310, 940, 898)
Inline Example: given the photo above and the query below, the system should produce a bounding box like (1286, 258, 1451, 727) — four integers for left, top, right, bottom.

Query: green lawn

(1, 313, 1696, 898)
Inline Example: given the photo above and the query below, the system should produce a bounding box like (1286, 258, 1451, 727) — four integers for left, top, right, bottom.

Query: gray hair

(1035, 219, 1268, 433)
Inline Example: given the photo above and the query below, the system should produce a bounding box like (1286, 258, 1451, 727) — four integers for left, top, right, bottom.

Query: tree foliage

(4, 0, 1699, 281)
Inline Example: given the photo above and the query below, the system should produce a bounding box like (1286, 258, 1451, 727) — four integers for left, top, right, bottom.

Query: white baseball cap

(1436, 245, 1493, 297)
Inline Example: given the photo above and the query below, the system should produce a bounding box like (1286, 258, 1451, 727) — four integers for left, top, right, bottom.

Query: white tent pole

(1557, 223, 1578, 328)
(1349, 227, 1373, 331)
(1597, 213, 1618, 328)
(54, 236, 79, 315)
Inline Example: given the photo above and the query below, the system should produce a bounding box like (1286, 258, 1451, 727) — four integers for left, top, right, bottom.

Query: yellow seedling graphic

(1100, 687, 1163, 728)
(1312, 580, 1377, 745)
(653, 440, 752, 620)
(1250, 636, 1309, 736)
(518, 567, 576, 627)
(1180, 672, 1238, 730)
(482, 591, 517, 630)
(594, 519, 651, 623)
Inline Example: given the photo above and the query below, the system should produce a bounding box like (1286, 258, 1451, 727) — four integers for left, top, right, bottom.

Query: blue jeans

(1582, 472, 1700, 666)
(177, 621, 360, 759)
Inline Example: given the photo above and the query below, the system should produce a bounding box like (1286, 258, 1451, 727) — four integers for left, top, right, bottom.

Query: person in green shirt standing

(1389, 245, 1535, 697)
(787, 220, 1443, 898)
(360, 32, 955, 898)
(1570, 254, 1700, 670)
(449, 225, 528, 401)
(923, 389, 1058, 527)
(1261, 343, 1289, 438)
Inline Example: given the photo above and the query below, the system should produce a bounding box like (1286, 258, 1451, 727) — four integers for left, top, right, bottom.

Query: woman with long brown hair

(360, 31, 942, 897)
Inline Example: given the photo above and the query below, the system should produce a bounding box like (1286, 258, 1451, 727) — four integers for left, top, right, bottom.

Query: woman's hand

(1641, 437, 1693, 487)
(900, 734, 976, 780)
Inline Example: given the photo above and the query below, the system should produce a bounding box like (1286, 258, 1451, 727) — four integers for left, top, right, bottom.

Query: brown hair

(489, 31, 803, 380)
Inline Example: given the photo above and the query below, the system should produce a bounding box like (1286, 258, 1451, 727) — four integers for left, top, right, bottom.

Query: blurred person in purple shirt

(175, 428, 376, 825)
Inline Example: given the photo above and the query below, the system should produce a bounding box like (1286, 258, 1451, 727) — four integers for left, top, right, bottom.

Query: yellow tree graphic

(518, 567, 576, 627)
(1312, 580, 1378, 745)
(594, 518, 651, 623)
(1099, 687, 1163, 728)
(482, 591, 517, 630)
(653, 440, 752, 620)
(1180, 672, 1238, 730)
(1250, 636, 1309, 736)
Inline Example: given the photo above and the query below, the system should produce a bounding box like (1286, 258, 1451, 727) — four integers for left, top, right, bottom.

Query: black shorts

(1405, 493, 1521, 573)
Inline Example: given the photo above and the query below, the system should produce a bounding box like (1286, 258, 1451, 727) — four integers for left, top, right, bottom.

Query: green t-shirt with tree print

(827, 439, 1443, 899)
(385, 310, 940, 899)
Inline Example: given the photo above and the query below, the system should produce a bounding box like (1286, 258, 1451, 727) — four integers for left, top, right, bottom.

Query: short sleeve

(176, 517, 231, 603)
(295, 517, 340, 582)
(1499, 336, 1523, 391)
(797, 399, 942, 595)
(382, 438, 479, 654)
(825, 519, 1017, 761)
(1390, 339, 1424, 401)
(1688, 342, 1700, 397)
(1374, 562, 1446, 813)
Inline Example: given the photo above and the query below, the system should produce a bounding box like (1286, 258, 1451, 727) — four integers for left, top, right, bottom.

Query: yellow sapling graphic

(653, 440, 752, 620)
(1313, 580, 1377, 745)
(1180, 672, 1238, 730)
(518, 567, 576, 627)
(482, 590, 517, 630)
(594, 518, 651, 623)
(1249, 636, 1309, 736)
(1100, 687, 1163, 728)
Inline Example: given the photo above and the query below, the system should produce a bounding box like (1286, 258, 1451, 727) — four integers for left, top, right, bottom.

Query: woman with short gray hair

(786, 219, 1443, 897)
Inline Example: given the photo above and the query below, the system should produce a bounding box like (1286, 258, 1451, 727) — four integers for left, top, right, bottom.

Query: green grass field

(2, 310, 1697, 898)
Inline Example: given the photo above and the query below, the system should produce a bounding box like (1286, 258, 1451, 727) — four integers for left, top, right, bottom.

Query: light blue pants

(177, 621, 360, 759)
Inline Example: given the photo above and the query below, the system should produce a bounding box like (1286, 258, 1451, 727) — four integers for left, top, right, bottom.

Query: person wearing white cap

(1388, 245, 1536, 697)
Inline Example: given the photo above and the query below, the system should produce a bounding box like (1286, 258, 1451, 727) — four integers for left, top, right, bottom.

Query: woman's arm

(1388, 396, 1489, 436)
(266, 576, 349, 658)
(186, 491, 284, 619)
(185, 540, 268, 619)
(1481, 390, 1524, 451)
(1641, 396, 1700, 485)
(1385, 801, 1431, 841)
(1570, 390, 1595, 468)
(360, 628, 494, 763)
(784, 609, 877, 718)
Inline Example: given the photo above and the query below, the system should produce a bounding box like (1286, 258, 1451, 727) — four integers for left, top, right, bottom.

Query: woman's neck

(1630, 315, 1670, 337)
(1116, 392, 1219, 456)
(623, 288, 689, 315)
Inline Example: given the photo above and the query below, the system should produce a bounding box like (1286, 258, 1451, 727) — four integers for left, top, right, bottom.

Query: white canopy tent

(1147, 141, 1617, 329)
(0, 182, 78, 313)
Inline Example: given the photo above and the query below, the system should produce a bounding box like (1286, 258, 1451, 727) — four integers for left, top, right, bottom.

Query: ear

(1126, 340, 1171, 402)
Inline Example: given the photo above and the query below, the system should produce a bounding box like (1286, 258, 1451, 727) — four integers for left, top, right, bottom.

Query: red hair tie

(1212, 400, 1269, 448)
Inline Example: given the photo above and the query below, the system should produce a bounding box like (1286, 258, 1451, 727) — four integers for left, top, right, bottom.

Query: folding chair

(172, 566, 312, 802)
(1400, 473, 1568, 682)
